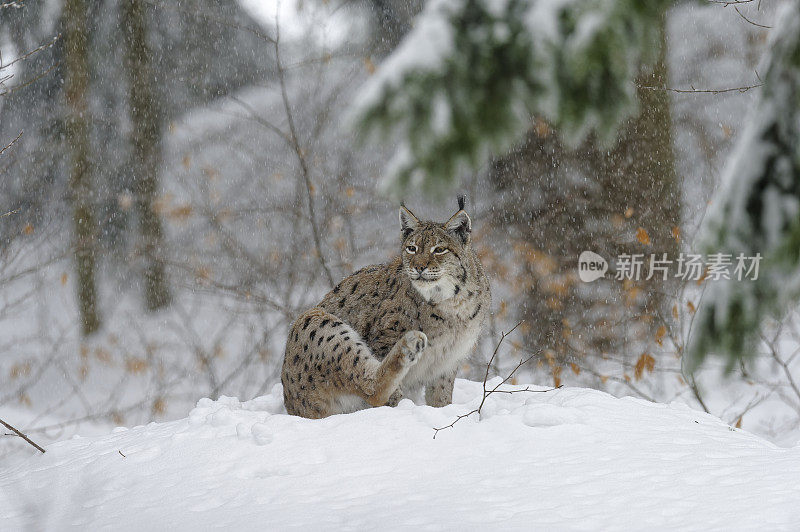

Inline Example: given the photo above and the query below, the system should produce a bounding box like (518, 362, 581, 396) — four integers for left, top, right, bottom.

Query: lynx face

(399, 206, 472, 305)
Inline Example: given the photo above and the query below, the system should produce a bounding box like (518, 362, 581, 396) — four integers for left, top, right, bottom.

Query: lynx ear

(399, 205, 420, 237)
(445, 209, 471, 245)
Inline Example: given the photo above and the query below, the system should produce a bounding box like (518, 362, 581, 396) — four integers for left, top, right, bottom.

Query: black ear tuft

(457, 195, 466, 211)
(445, 210, 471, 245)
(399, 205, 420, 238)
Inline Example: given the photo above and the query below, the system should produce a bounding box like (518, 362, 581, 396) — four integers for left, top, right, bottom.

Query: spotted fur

(281, 200, 491, 418)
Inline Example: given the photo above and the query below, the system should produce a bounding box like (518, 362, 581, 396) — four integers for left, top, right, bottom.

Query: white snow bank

(2, 379, 799, 530)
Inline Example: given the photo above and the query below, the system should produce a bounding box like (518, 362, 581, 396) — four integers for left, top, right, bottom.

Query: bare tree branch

(433, 322, 562, 438)
(734, 5, 771, 28)
(143, 0, 276, 44)
(0, 61, 60, 97)
(0, 130, 23, 159)
(764, 332, 800, 404)
(0, 34, 60, 71)
(0, 418, 46, 453)
(706, 0, 756, 6)
(637, 82, 762, 94)
(274, 8, 336, 289)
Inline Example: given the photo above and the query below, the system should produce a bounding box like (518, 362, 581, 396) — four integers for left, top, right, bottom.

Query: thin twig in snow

(433, 321, 562, 438)
(687, 373, 711, 413)
(0, 418, 46, 453)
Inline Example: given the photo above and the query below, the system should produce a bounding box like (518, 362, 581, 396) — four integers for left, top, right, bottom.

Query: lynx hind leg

(367, 330, 428, 407)
(425, 368, 457, 408)
(282, 309, 369, 418)
(282, 310, 427, 417)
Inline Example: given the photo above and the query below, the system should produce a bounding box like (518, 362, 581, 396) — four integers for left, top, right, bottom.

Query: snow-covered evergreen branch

(687, 1, 800, 370)
(353, 0, 669, 195)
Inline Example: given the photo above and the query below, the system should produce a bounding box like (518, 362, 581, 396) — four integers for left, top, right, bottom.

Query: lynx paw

(385, 389, 404, 407)
(399, 331, 427, 365)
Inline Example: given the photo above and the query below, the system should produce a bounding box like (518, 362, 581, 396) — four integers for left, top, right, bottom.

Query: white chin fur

(412, 276, 456, 304)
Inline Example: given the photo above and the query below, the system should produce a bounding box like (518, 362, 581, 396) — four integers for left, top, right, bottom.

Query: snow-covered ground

(3, 379, 799, 531)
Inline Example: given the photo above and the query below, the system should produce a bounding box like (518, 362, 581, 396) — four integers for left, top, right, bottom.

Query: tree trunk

(64, 0, 101, 336)
(122, 0, 171, 311)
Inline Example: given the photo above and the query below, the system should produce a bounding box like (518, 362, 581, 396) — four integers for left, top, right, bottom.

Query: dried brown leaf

(636, 227, 651, 245)
(634, 353, 655, 380)
(655, 326, 667, 346)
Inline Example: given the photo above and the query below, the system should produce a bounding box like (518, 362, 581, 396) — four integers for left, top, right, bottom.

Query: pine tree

(355, 0, 670, 194)
(686, 2, 800, 370)
(357, 0, 800, 369)
(490, 13, 678, 371)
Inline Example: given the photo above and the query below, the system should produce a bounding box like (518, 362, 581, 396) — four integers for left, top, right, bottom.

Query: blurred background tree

(121, 0, 170, 310)
(356, 0, 800, 376)
(63, 0, 101, 334)
(2, 0, 799, 456)
(687, 2, 800, 371)
(489, 12, 679, 383)
(0, 0, 271, 333)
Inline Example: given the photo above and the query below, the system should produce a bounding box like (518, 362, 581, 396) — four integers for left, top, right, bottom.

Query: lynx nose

(414, 266, 427, 274)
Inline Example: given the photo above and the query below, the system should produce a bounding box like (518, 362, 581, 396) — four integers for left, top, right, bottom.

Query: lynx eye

(405, 244, 418, 254)
(432, 246, 449, 255)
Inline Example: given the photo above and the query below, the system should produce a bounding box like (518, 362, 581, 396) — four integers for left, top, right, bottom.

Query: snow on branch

(688, 2, 800, 370)
(352, 0, 670, 195)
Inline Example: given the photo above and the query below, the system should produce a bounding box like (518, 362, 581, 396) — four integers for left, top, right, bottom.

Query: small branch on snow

(0, 418, 46, 453)
(687, 373, 711, 414)
(433, 321, 562, 439)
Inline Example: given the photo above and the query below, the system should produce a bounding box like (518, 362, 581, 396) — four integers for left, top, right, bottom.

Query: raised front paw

(399, 330, 427, 365)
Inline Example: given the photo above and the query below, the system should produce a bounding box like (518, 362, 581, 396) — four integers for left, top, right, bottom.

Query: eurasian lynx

(281, 198, 491, 418)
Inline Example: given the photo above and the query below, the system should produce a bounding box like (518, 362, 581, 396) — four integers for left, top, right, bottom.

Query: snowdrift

(2, 379, 799, 530)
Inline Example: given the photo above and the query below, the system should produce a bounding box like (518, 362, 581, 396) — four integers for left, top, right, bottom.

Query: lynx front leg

(362, 331, 427, 407)
(425, 368, 457, 407)
(385, 389, 404, 407)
